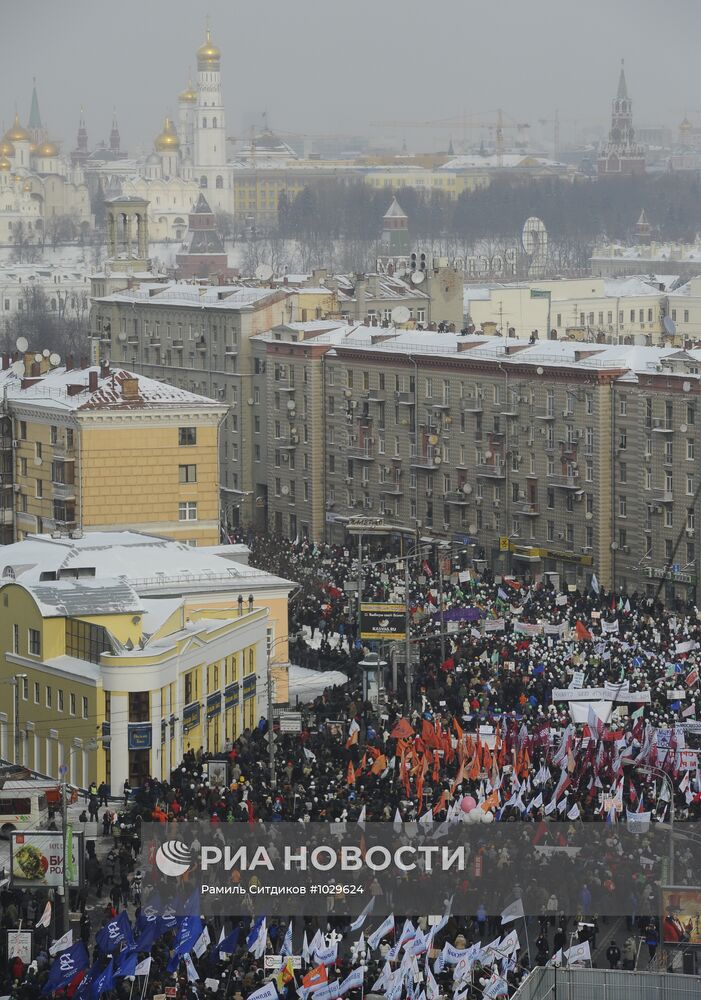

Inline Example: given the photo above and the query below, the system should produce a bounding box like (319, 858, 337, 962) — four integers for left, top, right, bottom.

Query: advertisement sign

(207, 692, 222, 720)
(661, 887, 701, 946)
(225, 683, 239, 711)
(360, 603, 406, 640)
(128, 723, 152, 751)
(11, 831, 83, 888)
(7, 929, 33, 964)
(207, 761, 228, 787)
(183, 702, 201, 734)
(242, 675, 256, 701)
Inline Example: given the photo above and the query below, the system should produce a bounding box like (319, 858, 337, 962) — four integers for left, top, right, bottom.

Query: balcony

(362, 389, 385, 403)
(380, 484, 403, 495)
(0, 508, 13, 525)
(445, 490, 471, 505)
(172, 339, 184, 349)
(651, 418, 674, 433)
(52, 481, 76, 500)
(410, 455, 439, 470)
(347, 447, 375, 461)
(196, 340, 207, 352)
(429, 399, 451, 410)
(462, 399, 483, 413)
(548, 474, 580, 489)
(52, 443, 75, 461)
(535, 410, 556, 421)
(127, 336, 140, 346)
(475, 464, 506, 478)
(395, 391, 414, 405)
(493, 402, 518, 416)
(513, 500, 540, 516)
(653, 488, 674, 503)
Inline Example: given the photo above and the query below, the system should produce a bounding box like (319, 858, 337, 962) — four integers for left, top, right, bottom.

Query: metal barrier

(511, 966, 701, 1000)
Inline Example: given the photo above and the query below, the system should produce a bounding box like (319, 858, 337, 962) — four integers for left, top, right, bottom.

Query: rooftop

(95, 281, 289, 311)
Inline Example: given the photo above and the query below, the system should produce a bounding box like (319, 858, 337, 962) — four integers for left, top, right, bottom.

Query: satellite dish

(281, 485, 290, 496)
(428, 434, 439, 446)
(391, 305, 411, 325)
(682, 381, 691, 393)
(462, 483, 473, 495)
(34, 353, 42, 363)
(247, 397, 254, 405)
(433, 456, 442, 465)
(680, 423, 688, 433)
(16, 337, 28, 352)
(536, 366, 544, 375)
(468, 523, 477, 534)
(49, 353, 60, 366)
(663, 316, 676, 336)
(34, 457, 42, 467)
(118, 332, 127, 342)
(287, 400, 296, 410)
(255, 264, 273, 281)
(610, 541, 619, 551)
(484, 450, 493, 460)
(411, 270, 425, 285)
(42, 349, 50, 358)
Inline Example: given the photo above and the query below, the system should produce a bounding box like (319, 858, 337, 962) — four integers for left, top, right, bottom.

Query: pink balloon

(461, 795, 477, 813)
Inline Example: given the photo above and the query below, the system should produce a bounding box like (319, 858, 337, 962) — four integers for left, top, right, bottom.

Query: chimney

(66, 354, 74, 371)
(1, 354, 8, 370)
(21, 378, 41, 390)
(24, 352, 34, 376)
(121, 377, 139, 400)
(100, 361, 110, 379)
(67, 384, 84, 397)
(88, 370, 98, 393)
(80, 356, 88, 370)
(31, 362, 41, 377)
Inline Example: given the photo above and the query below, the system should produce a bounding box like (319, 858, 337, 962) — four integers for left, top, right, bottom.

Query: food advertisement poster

(10, 831, 83, 888)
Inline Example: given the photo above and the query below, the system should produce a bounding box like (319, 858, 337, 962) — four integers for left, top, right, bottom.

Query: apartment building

(0, 351, 226, 544)
(90, 282, 296, 527)
(247, 324, 701, 605)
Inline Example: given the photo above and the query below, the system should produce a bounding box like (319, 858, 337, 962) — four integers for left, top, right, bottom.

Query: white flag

(393, 807, 403, 833)
(357, 805, 366, 830)
(349, 897, 375, 932)
(338, 967, 365, 995)
(425, 966, 439, 1000)
(590, 574, 600, 595)
(281, 922, 293, 957)
(49, 929, 73, 956)
(247, 983, 278, 1000)
(367, 914, 395, 951)
(418, 809, 434, 829)
(193, 926, 211, 958)
(565, 940, 591, 966)
(134, 957, 151, 977)
(548, 949, 563, 968)
(184, 953, 199, 983)
(483, 972, 509, 998)
(567, 802, 580, 821)
(499, 929, 520, 956)
(500, 898, 525, 925)
(302, 930, 310, 965)
(36, 901, 52, 929)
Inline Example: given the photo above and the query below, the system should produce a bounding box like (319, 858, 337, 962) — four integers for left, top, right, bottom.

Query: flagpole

(522, 913, 532, 970)
(140, 965, 150, 1000)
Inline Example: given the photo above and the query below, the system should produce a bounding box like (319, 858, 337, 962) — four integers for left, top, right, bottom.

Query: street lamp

(266, 634, 292, 789)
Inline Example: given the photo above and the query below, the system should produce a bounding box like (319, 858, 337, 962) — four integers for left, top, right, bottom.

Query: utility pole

(266, 648, 276, 788)
(357, 532, 363, 638)
(61, 780, 69, 934)
(438, 556, 446, 663)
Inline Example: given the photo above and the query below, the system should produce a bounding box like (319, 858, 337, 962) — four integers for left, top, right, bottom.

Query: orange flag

(345, 729, 358, 749)
(575, 620, 593, 641)
(453, 717, 464, 741)
(370, 753, 387, 775)
(433, 789, 448, 815)
(303, 966, 328, 989)
(391, 718, 414, 739)
(347, 761, 356, 785)
(481, 790, 499, 812)
(468, 752, 481, 781)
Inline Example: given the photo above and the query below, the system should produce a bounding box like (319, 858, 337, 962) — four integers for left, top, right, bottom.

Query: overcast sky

(3, 0, 701, 155)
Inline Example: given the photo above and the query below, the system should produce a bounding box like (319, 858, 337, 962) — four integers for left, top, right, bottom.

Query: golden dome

(0, 156, 11, 172)
(5, 114, 29, 143)
(196, 29, 220, 66)
(29, 143, 37, 155)
(37, 141, 59, 157)
(23, 181, 32, 191)
(179, 79, 198, 103)
(0, 139, 14, 157)
(680, 117, 693, 133)
(154, 116, 180, 152)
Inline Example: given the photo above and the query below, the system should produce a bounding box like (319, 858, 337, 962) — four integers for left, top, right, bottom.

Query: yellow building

(0, 561, 271, 790)
(0, 351, 227, 545)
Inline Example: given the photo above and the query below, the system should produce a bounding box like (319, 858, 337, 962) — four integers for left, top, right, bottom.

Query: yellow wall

(80, 422, 221, 545)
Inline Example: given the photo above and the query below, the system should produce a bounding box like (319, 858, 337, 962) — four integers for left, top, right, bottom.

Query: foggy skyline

(4, 0, 701, 155)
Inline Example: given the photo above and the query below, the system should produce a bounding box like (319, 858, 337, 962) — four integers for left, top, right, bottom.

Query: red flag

(686, 668, 699, 688)
(347, 761, 356, 785)
(575, 620, 593, 641)
(391, 718, 414, 739)
(303, 966, 328, 990)
(422, 559, 433, 578)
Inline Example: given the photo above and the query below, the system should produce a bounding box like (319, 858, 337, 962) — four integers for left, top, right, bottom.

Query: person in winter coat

(622, 935, 636, 970)
(606, 940, 621, 969)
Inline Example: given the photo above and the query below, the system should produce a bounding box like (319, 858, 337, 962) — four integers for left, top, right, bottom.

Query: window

(66, 619, 112, 664)
(34, 682, 40, 704)
(619, 462, 627, 484)
(82, 697, 88, 719)
(12, 624, 19, 654)
(179, 501, 198, 521)
(46, 686, 52, 708)
(547, 488, 555, 509)
(179, 464, 197, 483)
(28, 628, 41, 656)
(618, 430, 627, 450)
(22, 676, 28, 700)
(19, 420, 27, 440)
(688, 475, 694, 496)
(179, 427, 197, 446)
(70, 693, 76, 716)
(688, 440, 695, 461)
(547, 520, 555, 542)
(619, 397, 627, 416)
(618, 496, 627, 517)
(58, 690, 64, 712)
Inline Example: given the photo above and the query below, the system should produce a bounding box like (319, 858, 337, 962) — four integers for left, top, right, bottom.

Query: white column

(163, 685, 170, 781)
(109, 692, 129, 793)
(81, 750, 87, 788)
(174, 679, 183, 765)
(34, 733, 39, 770)
(202, 665, 209, 754)
(0, 714, 7, 759)
(150, 687, 161, 782)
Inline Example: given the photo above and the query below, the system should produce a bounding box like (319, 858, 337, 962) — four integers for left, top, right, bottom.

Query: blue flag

(89, 959, 115, 1000)
(115, 948, 138, 979)
(173, 915, 204, 959)
(247, 917, 266, 952)
(136, 894, 161, 934)
(135, 920, 160, 953)
(217, 927, 240, 956)
(96, 911, 134, 954)
(42, 942, 89, 995)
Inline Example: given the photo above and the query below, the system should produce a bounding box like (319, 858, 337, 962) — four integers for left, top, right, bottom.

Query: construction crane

(370, 109, 530, 167)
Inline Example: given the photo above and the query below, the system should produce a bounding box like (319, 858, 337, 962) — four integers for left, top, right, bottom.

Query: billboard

(10, 831, 83, 888)
(360, 603, 406, 640)
(661, 887, 701, 946)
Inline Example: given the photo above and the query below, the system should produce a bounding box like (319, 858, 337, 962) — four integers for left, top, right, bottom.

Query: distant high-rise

(597, 61, 645, 176)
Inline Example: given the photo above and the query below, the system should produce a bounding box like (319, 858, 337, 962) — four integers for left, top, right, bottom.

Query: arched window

(212, 117, 217, 129)
(200, 176, 208, 188)
(215, 175, 223, 189)
(202, 118, 207, 129)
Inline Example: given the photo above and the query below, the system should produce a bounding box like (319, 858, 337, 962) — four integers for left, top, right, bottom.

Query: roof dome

(154, 116, 180, 152)
(5, 114, 29, 142)
(179, 80, 198, 103)
(0, 156, 11, 172)
(0, 139, 14, 157)
(36, 141, 59, 158)
(197, 29, 220, 67)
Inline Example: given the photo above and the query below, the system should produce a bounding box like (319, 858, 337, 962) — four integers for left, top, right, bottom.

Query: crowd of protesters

(3, 534, 701, 998)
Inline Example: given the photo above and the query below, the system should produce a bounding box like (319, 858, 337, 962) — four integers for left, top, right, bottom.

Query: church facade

(597, 62, 646, 177)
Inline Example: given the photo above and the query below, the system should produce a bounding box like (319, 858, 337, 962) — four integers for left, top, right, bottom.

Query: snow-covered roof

(602, 275, 667, 297)
(335, 273, 430, 302)
(0, 531, 295, 595)
(17, 576, 143, 618)
(0, 364, 222, 412)
(95, 281, 288, 311)
(440, 154, 571, 171)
